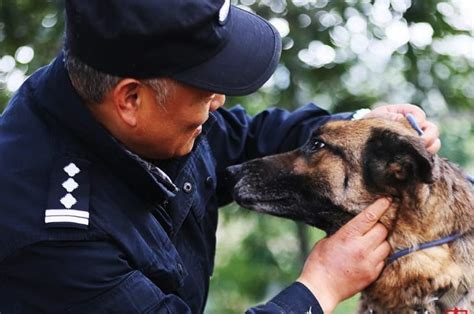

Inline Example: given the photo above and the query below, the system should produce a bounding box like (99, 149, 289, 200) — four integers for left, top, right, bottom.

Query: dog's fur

(229, 118, 473, 313)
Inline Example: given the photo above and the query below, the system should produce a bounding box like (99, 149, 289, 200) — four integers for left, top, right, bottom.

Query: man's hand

(297, 198, 392, 313)
(364, 104, 441, 155)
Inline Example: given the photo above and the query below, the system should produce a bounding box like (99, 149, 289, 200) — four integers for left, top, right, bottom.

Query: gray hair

(63, 50, 171, 105)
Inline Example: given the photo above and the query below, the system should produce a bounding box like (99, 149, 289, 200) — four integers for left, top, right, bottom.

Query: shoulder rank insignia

(45, 158, 91, 229)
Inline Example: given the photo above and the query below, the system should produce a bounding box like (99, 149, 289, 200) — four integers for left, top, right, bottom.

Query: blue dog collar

(387, 233, 462, 265)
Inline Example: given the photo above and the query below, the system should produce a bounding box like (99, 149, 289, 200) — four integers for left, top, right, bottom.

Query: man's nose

(210, 94, 225, 112)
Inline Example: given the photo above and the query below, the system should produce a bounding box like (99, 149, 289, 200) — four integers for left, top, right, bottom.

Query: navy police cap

(65, 0, 282, 96)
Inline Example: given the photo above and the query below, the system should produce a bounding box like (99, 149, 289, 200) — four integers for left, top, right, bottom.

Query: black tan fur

(228, 118, 474, 313)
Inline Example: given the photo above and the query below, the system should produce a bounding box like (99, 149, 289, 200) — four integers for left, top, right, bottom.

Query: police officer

(0, 0, 441, 313)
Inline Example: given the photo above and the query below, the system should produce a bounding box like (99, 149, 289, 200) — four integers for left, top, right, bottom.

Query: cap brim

(171, 6, 282, 96)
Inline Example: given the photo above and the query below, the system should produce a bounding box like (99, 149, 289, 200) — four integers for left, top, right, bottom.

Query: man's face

(136, 81, 225, 159)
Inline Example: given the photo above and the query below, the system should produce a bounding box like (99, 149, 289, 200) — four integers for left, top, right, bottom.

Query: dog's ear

(363, 128, 434, 192)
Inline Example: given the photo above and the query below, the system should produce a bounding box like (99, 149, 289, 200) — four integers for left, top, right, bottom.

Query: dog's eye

(309, 140, 326, 152)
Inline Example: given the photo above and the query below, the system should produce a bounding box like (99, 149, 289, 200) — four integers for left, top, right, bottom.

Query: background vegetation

(1, 0, 472, 313)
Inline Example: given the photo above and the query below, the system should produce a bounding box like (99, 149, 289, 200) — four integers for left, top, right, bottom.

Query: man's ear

(362, 128, 434, 193)
(111, 79, 142, 127)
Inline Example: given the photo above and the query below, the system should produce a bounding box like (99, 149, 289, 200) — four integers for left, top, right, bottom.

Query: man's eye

(309, 140, 325, 151)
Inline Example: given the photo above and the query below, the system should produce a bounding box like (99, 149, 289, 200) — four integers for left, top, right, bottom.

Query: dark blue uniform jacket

(0, 54, 349, 313)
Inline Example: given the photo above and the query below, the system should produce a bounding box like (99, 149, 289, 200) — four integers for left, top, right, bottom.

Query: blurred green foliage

(0, 0, 472, 313)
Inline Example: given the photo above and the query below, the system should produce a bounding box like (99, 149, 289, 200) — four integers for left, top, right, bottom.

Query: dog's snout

(225, 164, 246, 188)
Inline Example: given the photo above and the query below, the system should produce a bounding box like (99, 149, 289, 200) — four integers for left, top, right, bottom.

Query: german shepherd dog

(228, 118, 473, 313)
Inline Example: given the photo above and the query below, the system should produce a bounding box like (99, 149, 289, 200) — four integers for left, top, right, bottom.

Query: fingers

(366, 104, 426, 123)
(398, 104, 426, 122)
(364, 222, 389, 248)
(374, 260, 385, 276)
(421, 120, 441, 154)
(371, 240, 392, 263)
(366, 104, 441, 155)
(380, 104, 427, 121)
(378, 112, 405, 122)
(426, 138, 441, 155)
(340, 198, 391, 236)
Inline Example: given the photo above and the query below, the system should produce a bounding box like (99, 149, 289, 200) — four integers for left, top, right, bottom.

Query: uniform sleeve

(210, 103, 351, 205)
(209, 103, 351, 168)
(246, 282, 324, 314)
(0, 240, 191, 314)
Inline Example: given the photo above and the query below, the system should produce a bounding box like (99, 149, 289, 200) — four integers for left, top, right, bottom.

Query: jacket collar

(32, 52, 180, 204)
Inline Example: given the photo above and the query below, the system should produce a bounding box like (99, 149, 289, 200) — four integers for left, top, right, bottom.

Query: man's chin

(155, 139, 196, 160)
(174, 141, 195, 157)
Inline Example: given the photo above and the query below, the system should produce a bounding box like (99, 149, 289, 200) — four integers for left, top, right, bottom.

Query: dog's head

(228, 118, 435, 234)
